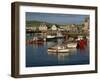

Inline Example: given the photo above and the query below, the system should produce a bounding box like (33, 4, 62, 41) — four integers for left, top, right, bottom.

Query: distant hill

(26, 21, 43, 27)
(26, 21, 64, 28)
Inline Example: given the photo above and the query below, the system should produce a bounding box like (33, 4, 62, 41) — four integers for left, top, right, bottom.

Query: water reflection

(26, 35, 89, 67)
(48, 52, 74, 61)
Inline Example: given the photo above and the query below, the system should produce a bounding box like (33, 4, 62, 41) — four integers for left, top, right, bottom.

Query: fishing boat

(48, 46, 69, 53)
(46, 35, 56, 41)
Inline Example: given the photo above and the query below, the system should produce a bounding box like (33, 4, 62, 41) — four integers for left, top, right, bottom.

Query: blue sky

(26, 12, 89, 25)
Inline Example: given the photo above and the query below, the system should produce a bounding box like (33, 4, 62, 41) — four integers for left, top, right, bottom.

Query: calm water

(26, 34, 89, 67)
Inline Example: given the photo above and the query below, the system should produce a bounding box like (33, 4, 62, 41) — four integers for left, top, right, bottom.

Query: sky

(26, 12, 89, 25)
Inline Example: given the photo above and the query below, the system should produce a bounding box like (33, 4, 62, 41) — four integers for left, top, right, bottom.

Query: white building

(51, 25, 57, 31)
(39, 23, 48, 31)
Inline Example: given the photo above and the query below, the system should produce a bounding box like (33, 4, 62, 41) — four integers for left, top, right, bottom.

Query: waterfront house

(39, 23, 48, 32)
(51, 25, 57, 31)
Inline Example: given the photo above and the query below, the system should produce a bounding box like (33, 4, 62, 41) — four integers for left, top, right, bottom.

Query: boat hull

(67, 43, 77, 48)
(48, 48, 69, 53)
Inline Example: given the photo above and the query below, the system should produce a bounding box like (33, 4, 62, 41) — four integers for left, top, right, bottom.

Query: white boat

(67, 43, 77, 48)
(48, 46, 69, 53)
(47, 35, 55, 38)
(48, 49, 69, 53)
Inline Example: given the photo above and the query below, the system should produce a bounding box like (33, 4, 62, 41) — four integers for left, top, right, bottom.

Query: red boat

(76, 39, 87, 49)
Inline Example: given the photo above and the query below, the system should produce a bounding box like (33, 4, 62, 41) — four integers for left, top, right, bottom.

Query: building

(82, 17, 89, 33)
(71, 24, 78, 32)
(51, 25, 57, 31)
(64, 25, 71, 32)
(39, 23, 48, 32)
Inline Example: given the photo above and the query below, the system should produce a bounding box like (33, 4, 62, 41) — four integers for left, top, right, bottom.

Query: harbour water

(26, 34, 89, 67)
